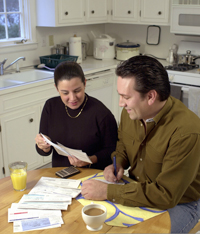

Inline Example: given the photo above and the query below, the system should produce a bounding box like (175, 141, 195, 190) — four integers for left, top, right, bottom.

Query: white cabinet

(1, 106, 42, 177)
(111, 0, 139, 23)
(0, 81, 57, 178)
(36, 0, 108, 27)
(85, 0, 108, 23)
(140, 0, 170, 24)
(110, 0, 170, 25)
(36, 0, 84, 27)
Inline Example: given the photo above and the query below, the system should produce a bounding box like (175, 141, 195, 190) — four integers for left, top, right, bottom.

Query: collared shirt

(107, 96, 200, 209)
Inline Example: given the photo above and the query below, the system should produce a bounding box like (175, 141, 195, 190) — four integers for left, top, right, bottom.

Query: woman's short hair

(116, 55, 170, 101)
(54, 61, 85, 87)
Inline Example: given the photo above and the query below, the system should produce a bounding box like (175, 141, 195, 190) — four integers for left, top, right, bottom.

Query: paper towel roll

(69, 37, 82, 63)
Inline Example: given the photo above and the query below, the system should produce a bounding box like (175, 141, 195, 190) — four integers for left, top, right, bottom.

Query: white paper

(13, 216, 63, 232)
(33, 177, 81, 189)
(20, 194, 72, 202)
(16, 202, 69, 210)
(29, 177, 81, 198)
(41, 133, 92, 164)
(94, 178, 125, 185)
(8, 206, 62, 222)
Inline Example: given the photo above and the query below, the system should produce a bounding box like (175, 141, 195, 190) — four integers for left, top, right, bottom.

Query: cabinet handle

(128, 10, 131, 14)
(91, 10, 95, 14)
(65, 12, 68, 15)
(158, 11, 162, 15)
(29, 118, 33, 123)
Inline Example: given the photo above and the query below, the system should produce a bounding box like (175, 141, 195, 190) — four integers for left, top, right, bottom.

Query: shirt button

(140, 158, 142, 161)
(137, 176, 139, 180)
(140, 123, 143, 126)
(113, 199, 115, 202)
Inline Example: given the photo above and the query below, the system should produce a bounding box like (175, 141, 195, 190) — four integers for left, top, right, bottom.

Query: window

(0, 0, 35, 47)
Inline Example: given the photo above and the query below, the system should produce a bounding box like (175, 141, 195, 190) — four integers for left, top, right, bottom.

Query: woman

(35, 61, 118, 169)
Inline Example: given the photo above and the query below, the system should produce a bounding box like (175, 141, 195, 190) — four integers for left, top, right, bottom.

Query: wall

(1, 21, 200, 68)
(105, 24, 200, 60)
(0, 24, 105, 68)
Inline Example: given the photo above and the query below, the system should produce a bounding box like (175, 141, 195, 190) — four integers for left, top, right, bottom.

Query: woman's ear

(147, 90, 157, 105)
(54, 84, 59, 92)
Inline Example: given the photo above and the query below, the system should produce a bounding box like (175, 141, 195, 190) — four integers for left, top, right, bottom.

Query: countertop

(0, 57, 120, 96)
(0, 56, 173, 96)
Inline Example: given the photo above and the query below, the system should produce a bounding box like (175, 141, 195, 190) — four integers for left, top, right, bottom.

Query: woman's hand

(35, 134, 51, 153)
(68, 156, 90, 167)
(68, 155, 97, 168)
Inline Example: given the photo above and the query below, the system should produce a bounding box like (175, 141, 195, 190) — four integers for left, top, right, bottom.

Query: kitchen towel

(170, 84, 182, 100)
(188, 87, 200, 118)
(69, 36, 82, 63)
(76, 172, 165, 228)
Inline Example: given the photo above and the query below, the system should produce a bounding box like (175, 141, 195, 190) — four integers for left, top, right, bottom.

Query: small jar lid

(116, 40, 140, 48)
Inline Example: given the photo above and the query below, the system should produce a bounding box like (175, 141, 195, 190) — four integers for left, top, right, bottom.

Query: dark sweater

(36, 94, 118, 169)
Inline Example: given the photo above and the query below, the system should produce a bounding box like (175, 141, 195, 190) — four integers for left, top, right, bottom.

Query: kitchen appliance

(93, 34, 115, 60)
(116, 41, 140, 61)
(165, 41, 200, 114)
(170, 0, 200, 36)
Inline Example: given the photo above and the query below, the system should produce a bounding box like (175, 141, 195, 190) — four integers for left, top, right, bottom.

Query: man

(81, 55, 200, 233)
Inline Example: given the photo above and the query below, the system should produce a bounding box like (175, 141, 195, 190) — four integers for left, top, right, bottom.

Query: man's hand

(104, 164, 124, 182)
(81, 180, 107, 200)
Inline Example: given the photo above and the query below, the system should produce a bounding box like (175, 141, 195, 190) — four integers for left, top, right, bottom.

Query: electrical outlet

(49, 35, 54, 46)
(41, 36, 46, 47)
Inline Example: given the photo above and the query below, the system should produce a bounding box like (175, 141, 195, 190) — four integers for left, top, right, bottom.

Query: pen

(113, 156, 117, 177)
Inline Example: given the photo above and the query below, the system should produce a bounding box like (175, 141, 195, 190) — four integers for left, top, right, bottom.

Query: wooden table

(0, 167, 172, 233)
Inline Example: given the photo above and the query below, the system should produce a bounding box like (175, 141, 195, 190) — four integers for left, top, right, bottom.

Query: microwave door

(170, 6, 200, 35)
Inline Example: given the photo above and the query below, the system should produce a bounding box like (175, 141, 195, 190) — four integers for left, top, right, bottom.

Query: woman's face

(56, 77, 86, 109)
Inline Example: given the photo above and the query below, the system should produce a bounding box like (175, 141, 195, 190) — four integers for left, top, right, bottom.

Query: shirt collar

(153, 97, 173, 125)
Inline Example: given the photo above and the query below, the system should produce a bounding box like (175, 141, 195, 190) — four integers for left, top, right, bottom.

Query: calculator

(55, 166, 80, 178)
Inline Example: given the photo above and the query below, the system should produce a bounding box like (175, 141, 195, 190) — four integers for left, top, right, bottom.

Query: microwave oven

(170, 1, 200, 35)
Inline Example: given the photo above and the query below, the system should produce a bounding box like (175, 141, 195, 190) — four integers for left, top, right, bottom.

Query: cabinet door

(1, 106, 42, 177)
(58, 0, 84, 25)
(0, 134, 4, 178)
(140, 0, 170, 24)
(85, 0, 108, 23)
(111, 0, 139, 23)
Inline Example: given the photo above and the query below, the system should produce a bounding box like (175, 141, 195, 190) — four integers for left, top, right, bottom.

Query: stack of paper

(8, 177, 81, 232)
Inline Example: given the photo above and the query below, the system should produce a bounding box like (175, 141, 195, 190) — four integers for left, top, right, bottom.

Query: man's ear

(147, 90, 157, 105)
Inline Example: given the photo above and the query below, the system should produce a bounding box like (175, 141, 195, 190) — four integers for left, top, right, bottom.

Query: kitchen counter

(0, 57, 120, 96)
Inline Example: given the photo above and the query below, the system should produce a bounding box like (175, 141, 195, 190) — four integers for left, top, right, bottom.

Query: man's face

(117, 76, 149, 120)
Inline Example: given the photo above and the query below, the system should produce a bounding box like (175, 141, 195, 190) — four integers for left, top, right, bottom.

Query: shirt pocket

(144, 144, 164, 182)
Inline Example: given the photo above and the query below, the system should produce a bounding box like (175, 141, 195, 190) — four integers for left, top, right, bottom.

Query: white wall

(0, 24, 105, 68)
(105, 24, 200, 59)
(1, 19, 200, 68)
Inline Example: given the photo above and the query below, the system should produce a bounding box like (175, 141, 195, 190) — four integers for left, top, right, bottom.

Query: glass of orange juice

(8, 161, 27, 191)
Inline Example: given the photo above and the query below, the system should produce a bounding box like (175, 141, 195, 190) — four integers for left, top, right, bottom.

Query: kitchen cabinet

(0, 82, 57, 178)
(110, 0, 139, 23)
(85, 0, 108, 23)
(110, 0, 170, 25)
(36, 0, 108, 27)
(0, 106, 42, 177)
(140, 0, 170, 24)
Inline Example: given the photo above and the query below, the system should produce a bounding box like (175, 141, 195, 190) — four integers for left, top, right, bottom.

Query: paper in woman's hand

(40, 133, 92, 164)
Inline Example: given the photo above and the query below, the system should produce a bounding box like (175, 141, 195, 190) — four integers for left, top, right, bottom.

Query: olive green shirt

(107, 96, 200, 210)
